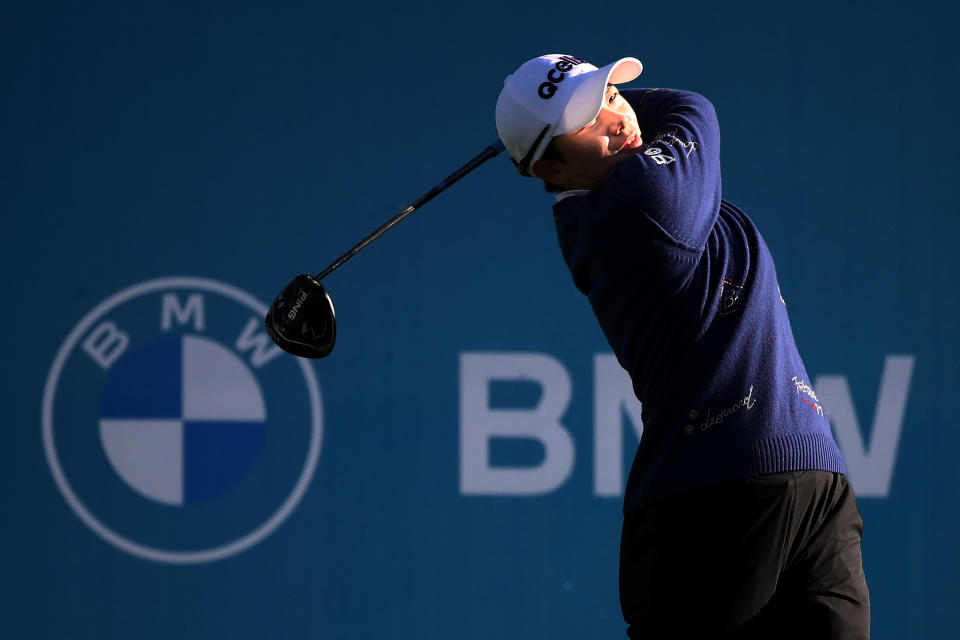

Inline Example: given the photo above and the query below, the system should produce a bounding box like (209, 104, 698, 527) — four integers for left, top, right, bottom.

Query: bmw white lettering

(458, 352, 912, 499)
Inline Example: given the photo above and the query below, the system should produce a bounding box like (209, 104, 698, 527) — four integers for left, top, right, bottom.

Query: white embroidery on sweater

(791, 376, 824, 416)
(684, 386, 758, 435)
(650, 130, 698, 158)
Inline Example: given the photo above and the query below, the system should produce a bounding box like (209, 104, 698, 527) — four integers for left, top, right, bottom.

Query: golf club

(265, 138, 506, 358)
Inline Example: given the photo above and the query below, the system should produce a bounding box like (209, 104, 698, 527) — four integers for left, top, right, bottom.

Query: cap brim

(607, 57, 643, 85)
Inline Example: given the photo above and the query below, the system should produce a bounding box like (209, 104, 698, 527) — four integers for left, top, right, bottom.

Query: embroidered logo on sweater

(684, 386, 758, 435)
(643, 130, 698, 166)
(655, 131, 698, 157)
(718, 278, 747, 315)
(643, 147, 675, 165)
(791, 376, 824, 416)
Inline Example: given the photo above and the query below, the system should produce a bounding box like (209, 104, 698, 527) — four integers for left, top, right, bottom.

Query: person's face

(533, 85, 642, 190)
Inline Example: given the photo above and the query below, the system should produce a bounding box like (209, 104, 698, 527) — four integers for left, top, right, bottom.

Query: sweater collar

(554, 189, 590, 203)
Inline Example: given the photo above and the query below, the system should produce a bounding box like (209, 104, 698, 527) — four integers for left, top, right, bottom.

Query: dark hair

(539, 137, 565, 193)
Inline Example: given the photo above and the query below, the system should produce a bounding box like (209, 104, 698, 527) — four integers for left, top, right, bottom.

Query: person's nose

(602, 108, 625, 137)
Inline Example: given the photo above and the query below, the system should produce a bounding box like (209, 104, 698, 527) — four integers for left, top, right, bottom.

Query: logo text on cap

(538, 56, 586, 100)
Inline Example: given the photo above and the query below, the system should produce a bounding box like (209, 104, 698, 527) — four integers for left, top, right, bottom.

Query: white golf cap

(495, 54, 643, 176)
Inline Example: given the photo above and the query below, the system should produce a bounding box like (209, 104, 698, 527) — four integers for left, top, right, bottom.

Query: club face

(264, 274, 336, 358)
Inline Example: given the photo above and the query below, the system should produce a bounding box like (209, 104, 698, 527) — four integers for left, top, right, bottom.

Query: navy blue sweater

(553, 88, 844, 511)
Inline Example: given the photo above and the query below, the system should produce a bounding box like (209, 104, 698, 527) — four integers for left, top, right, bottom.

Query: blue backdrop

(2, 1, 958, 638)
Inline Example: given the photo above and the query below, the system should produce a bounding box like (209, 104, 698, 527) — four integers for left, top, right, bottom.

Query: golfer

(495, 54, 870, 638)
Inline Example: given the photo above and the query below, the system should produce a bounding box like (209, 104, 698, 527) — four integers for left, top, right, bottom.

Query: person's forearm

(606, 88, 723, 248)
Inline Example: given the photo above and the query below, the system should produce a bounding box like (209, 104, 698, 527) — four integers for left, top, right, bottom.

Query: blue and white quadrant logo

(43, 277, 323, 564)
(100, 334, 266, 506)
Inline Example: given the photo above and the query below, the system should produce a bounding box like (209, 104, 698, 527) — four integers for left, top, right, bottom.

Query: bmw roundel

(42, 277, 322, 564)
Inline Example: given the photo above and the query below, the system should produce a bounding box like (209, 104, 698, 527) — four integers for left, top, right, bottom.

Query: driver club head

(265, 274, 336, 358)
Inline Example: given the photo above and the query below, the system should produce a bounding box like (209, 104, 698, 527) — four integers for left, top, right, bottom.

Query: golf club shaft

(313, 139, 506, 281)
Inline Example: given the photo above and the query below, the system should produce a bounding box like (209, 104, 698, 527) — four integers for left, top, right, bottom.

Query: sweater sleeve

(605, 88, 722, 250)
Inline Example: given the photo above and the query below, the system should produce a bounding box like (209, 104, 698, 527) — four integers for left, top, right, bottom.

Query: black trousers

(620, 471, 870, 639)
